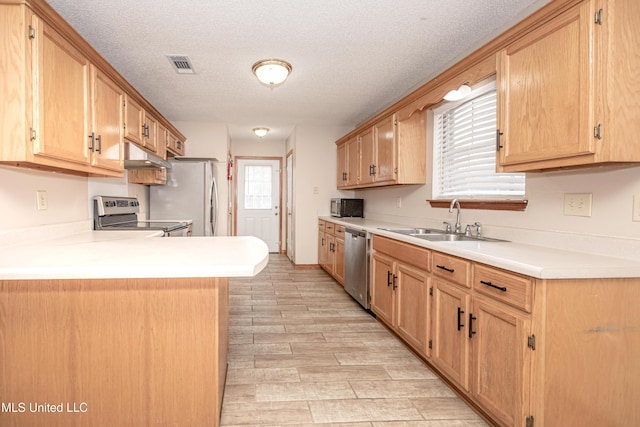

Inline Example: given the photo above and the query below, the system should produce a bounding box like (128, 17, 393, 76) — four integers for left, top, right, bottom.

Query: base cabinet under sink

(369, 233, 640, 427)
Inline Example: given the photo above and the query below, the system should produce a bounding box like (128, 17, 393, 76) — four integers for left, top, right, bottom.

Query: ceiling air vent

(166, 55, 195, 74)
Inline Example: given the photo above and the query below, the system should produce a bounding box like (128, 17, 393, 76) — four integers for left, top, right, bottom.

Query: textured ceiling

(46, 0, 548, 141)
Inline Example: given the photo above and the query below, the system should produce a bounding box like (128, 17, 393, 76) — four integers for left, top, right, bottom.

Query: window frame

(429, 80, 527, 211)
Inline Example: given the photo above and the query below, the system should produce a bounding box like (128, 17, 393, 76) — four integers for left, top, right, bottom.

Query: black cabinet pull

(436, 265, 455, 273)
(469, 313, 477, 338)
(96, 135, 102, 154)
(371, 164, 376, 175)
(387, 271, 392, 287)
(480, 280, 507, 292)
(392, 274, 398, 290)
(457, 307, 465, 331)
(88, 132, 95, 152)
(496, 129, 504, 151)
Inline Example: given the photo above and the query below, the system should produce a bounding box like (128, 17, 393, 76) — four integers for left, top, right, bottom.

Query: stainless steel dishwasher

(344, 227, 371, 309)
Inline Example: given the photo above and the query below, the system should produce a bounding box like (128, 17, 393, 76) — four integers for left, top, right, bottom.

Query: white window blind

(432, 82, 525, 199)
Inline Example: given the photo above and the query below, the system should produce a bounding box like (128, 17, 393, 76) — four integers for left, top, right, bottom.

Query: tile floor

(221, 254, 489, 427)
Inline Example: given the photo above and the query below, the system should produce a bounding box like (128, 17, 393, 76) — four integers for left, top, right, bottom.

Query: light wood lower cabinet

(318, 220, 345, 286)
(432, 278, 471, 390)
(371, 235, 431, 356)
(0, 277, 229, 427)
(372, 236, 640, 427)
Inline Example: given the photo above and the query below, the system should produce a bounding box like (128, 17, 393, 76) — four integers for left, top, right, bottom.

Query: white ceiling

(47, 0, 548, 142)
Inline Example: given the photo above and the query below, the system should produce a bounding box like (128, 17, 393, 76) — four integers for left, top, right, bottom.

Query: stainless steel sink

(378, 227, 508, 242)
(378, 227, 445, 236)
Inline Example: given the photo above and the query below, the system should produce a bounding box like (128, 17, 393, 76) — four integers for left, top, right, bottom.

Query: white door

(286, 152, 294, 261)
(237, 158, 281, 252)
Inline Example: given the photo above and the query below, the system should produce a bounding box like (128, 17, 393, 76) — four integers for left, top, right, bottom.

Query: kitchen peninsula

(0, 226, 269, 427)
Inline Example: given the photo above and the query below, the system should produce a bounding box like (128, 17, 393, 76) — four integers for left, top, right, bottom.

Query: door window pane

(244, 165, 272, 209)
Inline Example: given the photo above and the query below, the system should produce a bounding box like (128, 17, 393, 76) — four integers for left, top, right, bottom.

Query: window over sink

(431, 80, 525, 200)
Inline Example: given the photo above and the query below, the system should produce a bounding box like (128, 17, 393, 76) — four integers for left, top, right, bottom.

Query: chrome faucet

(449, 199, 461, 233)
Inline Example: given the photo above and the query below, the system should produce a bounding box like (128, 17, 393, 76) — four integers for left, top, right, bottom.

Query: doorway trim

(233, 155, 283, 253)
(285, 149, 294, 260)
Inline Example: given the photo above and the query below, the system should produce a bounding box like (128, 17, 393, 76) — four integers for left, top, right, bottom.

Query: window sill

(427, 199, 528, 211)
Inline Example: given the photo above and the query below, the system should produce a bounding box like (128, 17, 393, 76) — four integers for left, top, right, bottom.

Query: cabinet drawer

(334, 225, 345, 237)
(473, 264, 533, 312)
(318, 220, 325, 231)
(432, 252, 470, 288)
(373, 235, 430, 271)
(325, 222, 335, 235)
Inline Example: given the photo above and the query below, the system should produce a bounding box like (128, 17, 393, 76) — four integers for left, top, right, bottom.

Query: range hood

(124, 143, 171, 170)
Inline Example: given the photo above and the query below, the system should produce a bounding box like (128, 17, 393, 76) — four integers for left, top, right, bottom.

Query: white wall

(172, 121, 231, 235)
(359, 164, 640, 259)
(0, 166, 88, 230)
(291, 124, 353, 264)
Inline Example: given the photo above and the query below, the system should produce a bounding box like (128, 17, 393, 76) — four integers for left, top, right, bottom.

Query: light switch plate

(36, 190, 48, 211)
(563, 193, 592, 217)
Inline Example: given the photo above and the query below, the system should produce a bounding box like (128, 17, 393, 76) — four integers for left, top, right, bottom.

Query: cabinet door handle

(480, 280, 507, 292)
(436, 264, 455, 273)
(387, 271, 392, 287)
(496, 129, 504, 151)
(321, 237, 325, 246)
(95, 135, 102, 154)
(392, 274, 398, 290)
(457, 307, 465, 331)
(469, 313, 477, 339)
(88, 132, 95, 152)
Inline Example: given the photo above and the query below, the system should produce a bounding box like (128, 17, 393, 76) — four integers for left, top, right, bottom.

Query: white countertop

(0, 228, 269, 280)
(321, 217, 640, 280)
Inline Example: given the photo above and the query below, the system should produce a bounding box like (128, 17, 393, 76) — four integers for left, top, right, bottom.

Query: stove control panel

(94, 196, 141, 217)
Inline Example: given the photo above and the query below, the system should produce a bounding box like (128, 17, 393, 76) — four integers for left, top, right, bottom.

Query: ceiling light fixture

(443, 84, 472, 101)
(253, 127, 269, 138)
(252, 59, 292, 87)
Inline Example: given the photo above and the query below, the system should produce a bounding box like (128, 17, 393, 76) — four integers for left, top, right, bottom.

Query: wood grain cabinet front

(497, 0, 640, 171)
(0, 6, 123, 177)
(335, 110, 426, 189)
(318, 221, 345, 286)
(371, 235, 431, 356)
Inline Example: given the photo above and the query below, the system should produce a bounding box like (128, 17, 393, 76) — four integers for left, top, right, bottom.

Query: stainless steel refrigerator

(149, 158, 218, 236)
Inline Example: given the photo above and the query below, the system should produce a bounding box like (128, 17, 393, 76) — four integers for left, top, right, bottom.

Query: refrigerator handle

(210, 175, 218, 236)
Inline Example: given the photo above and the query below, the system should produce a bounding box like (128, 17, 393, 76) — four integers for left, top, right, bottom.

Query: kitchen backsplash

(357, 164, 640, 260)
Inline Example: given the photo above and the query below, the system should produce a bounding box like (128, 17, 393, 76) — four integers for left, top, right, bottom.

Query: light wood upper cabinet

(358, 127, 375, 186)
(497, 0, 640, 171)
(0, 6, 123, 177)
(144, 113, 158, 153)
(336, 138, 359, 188)
(124, 94, 144, 146)
(0, 1, 186, 178)
(33, 14, 91, 167)
(167, 132, 185, 156)
(90, 66, 123, 172)
(335, 111, 426, 189)
(373, 115, 396, 183)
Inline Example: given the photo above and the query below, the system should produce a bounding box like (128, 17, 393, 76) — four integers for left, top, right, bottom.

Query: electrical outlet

(396, 197, 402, 208)
(633, 195, 640, 222)
(313, 186, 319, 195)
(563, 193, 592, 217)
(36, 190, 48, 211)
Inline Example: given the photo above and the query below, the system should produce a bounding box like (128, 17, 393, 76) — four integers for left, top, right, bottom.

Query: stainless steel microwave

(330, 198, 364, 218)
